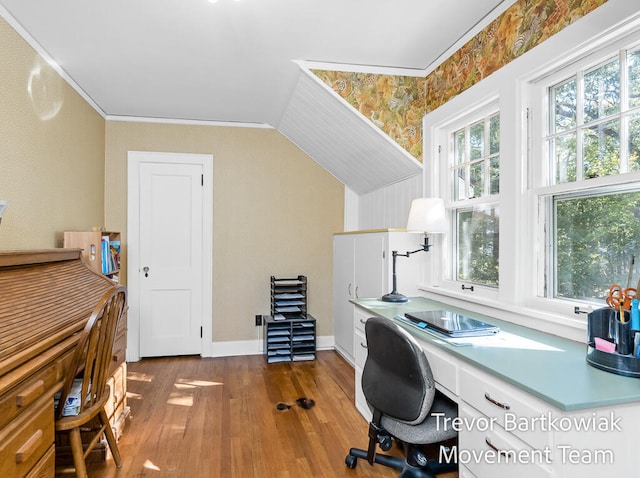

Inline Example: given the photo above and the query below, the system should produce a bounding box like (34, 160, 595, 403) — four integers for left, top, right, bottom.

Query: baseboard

(204, 335, 335, 358)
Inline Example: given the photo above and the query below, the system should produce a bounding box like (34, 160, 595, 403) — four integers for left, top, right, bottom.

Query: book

(110, 240, 121, 271)
(101, 236, 110, 274)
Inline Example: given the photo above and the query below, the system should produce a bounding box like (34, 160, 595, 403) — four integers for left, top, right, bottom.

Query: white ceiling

(0, 0, 510, 127)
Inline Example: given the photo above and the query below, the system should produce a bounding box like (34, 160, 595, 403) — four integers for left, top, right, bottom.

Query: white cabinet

(352, 299, 640, 477)
(353, 306, 371, 420)
(332, 230, 424, 363)
(333, 233, 383, 363)
(458, 366, 554, 478)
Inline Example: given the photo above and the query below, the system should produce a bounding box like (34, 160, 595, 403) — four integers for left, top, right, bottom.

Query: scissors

(606, 283, 637, 310)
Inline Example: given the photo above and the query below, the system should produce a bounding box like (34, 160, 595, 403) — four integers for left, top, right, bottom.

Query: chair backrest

(55, 286, 127, 419)
(362, 317, 436, 424)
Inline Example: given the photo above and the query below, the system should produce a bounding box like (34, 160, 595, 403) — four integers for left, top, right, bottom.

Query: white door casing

(127, 151, 213, 360)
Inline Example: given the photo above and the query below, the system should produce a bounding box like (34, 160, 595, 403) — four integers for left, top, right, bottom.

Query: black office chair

(346, 317, 458, 477)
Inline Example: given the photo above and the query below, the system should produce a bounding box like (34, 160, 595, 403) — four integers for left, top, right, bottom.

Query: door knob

(143, 266, 149, 277)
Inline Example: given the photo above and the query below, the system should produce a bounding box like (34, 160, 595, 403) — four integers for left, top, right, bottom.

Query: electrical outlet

(255, 314, 262, 326)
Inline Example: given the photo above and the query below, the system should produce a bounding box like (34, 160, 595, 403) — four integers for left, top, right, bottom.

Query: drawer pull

(15, 429, 43, 464)
(484, 392, 510, 410)
(359, 318, 367, 324)
(360, 342, 368, 349)
(16, 380, 44, 407)
(484, 437, 514, 458)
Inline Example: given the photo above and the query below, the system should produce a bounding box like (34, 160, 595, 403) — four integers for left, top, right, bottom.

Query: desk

(0, 250, 129, 477)
(352, 297, 640, 478)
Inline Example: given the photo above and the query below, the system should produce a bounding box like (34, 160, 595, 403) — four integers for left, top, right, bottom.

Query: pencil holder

(586, 307, 640, 378)
(615, 319, 632, 355)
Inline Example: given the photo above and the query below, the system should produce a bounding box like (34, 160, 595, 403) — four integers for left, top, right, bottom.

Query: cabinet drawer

(0, 395, 54, 478)
(354, 368, 372, 421)
(109, 332, 127, 376)
(459, 402, 553, 478)
(105, 362, 127, 420)
(422, 342, 458, 396)
(0, 349, 73, 430)
(354, 308, 369, 334)
(25, 444, 54, 478)
(112, 361, 127, 406)
(459, 366, 552, 451)
(459, 464, 478, 478)
(354, 328, 368, 369)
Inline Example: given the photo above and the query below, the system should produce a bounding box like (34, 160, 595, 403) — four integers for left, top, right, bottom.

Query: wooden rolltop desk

(0, 249, 129, 477)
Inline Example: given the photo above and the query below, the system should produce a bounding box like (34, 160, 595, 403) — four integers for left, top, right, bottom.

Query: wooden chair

(54, 286, 127, 477)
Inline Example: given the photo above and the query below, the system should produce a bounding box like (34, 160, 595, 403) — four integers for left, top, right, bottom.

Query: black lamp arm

(394, 235, 433, 258)
(386, 235, 433, 300)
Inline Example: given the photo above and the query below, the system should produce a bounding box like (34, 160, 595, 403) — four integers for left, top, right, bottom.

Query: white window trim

(436, 98, 501, 302)
(527, 26, 640, 318)
(419, 3, 640, 342)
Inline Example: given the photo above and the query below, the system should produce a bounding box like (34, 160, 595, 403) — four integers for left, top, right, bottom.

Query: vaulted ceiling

(0, 0, 511, 193)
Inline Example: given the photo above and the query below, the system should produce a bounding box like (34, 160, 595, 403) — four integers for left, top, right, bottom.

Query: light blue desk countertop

(351, 297, 640, 411)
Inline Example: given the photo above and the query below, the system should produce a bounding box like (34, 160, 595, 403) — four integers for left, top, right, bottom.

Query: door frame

(127, 151, 213, 361)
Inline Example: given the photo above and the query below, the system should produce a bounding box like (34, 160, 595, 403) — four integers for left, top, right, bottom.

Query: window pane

(454, 129, 466, 165)
(456, 207, 499, 286)
(630, 113, 640, 172)
(470, 121, 484, 160)
(469, 161, 484, 199)
(552, 78, 577, 133)
(490, 156, 499, 195)
(555, 191, 640, 301)
(628, 48, 640, 109)
(583, 58, 620, 123)
(550, 133, 577, 183)
(454, 166, 466, 201)
(489, 114, 500, 154)
(582, 119, 620, 179)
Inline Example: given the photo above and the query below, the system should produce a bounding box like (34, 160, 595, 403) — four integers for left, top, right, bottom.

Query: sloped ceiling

(0, 0, 512, 195)
(278, 68, 422, 195)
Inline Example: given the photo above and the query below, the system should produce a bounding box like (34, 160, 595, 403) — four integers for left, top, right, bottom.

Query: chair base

(346, 446, 458, 478)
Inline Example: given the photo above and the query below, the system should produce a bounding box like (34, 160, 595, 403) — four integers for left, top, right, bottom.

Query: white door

(128, 152, 213, 359)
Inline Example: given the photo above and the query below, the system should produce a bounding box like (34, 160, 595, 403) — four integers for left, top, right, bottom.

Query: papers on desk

(448, 332, 562, 351)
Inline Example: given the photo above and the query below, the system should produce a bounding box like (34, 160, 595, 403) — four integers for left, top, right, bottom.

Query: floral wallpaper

(313, 0, 608, 163)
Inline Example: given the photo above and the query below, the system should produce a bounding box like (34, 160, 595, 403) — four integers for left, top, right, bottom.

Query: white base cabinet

(353, 306, 372, 421)
(352, 300, 640, 477)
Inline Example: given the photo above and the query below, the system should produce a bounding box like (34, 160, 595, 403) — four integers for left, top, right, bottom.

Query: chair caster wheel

(378, 433, 392, 451)
(345, 454, 358, 469)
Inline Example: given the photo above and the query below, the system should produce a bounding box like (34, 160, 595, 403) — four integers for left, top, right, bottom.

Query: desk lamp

(381, 198, 447, 303)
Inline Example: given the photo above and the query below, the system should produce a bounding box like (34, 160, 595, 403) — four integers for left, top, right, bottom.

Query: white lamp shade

(406, 198, 447, 234)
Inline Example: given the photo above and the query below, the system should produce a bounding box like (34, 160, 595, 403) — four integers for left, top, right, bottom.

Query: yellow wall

(104, 122, 344, 341)
(0, 17, 105, 249)
(0, 15, 344, 344)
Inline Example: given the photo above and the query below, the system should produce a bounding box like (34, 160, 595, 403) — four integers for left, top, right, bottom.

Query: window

(447, 109, 500, 288)
(421, 7, 640, 335)
(536, 39, 640, 304)
(550, 187, 640, 301)
(547, 48, 640, 184)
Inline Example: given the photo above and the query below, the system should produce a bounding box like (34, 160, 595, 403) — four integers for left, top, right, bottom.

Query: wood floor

(81, 351, 458, 478)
